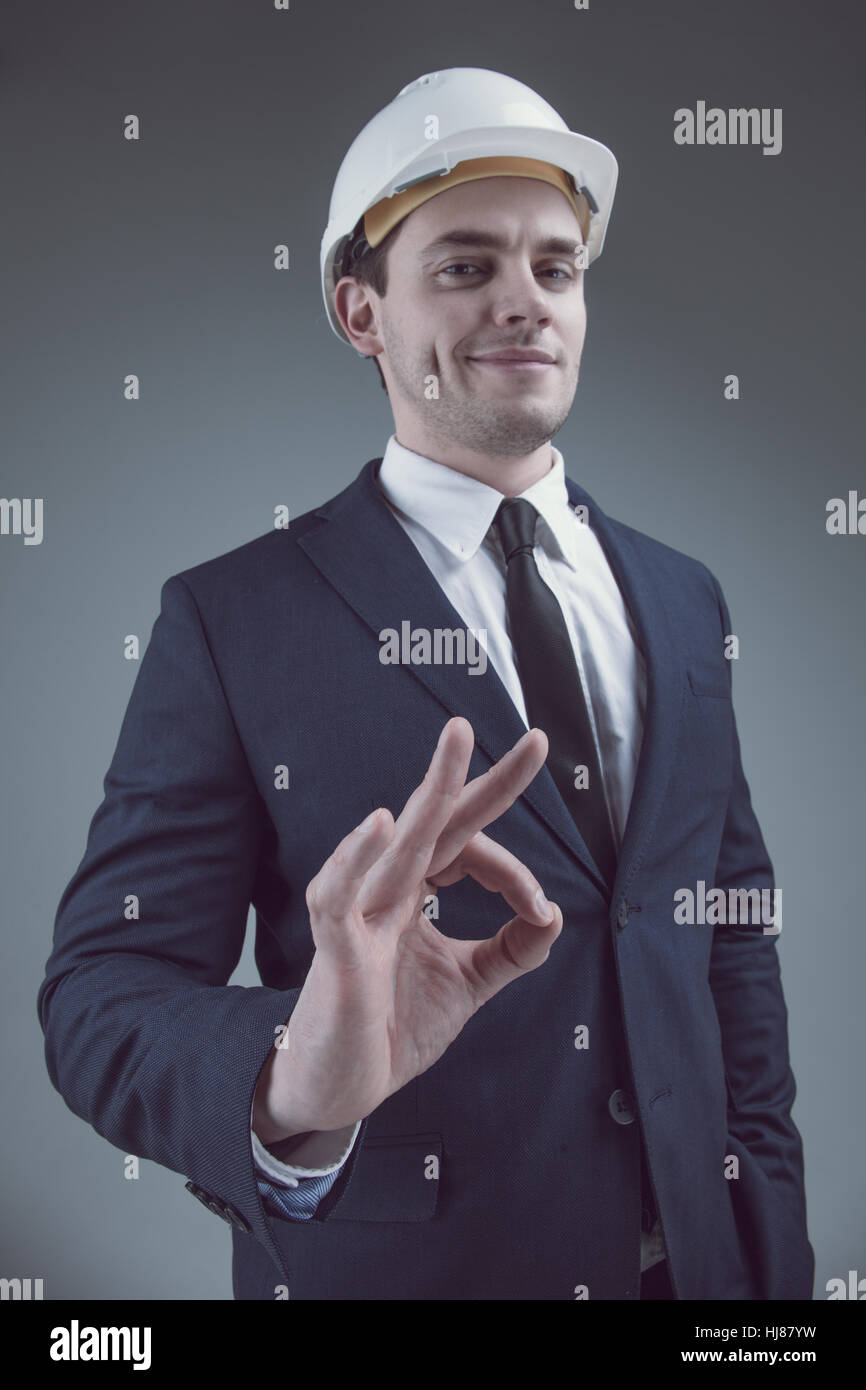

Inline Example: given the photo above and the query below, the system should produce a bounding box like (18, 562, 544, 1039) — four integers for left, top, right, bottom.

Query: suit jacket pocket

(687, 663, 732, 700)
(325, 1133, 442, 1223)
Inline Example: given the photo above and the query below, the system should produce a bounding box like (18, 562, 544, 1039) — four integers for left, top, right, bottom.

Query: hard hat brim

(321, 124, 618, 344)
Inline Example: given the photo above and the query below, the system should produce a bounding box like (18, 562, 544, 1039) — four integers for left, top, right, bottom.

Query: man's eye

(438, 264, 573, 279)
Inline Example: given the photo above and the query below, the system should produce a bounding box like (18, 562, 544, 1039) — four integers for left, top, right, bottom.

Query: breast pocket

(679, 662, 734, 797)
(324, 1133, 443, 1223)
(687, 662, 732, 700)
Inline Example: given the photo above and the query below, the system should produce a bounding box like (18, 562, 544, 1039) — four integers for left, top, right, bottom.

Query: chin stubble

(385, 327, 576, 458)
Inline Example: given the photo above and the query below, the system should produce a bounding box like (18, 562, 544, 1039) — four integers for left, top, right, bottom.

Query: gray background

(2, 0, 863, 1299)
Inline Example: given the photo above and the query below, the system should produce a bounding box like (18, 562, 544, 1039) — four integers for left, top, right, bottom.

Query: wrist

(252, 1044, 312, 1145)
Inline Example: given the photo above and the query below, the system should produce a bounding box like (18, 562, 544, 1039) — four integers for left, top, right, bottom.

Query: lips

(469, 349, 556, 364)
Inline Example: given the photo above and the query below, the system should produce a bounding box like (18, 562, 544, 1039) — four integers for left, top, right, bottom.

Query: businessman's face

(339, 177, 587, 466)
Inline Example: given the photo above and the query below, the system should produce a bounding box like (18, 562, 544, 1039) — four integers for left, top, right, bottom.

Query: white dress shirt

(252, 433, 665, 1273)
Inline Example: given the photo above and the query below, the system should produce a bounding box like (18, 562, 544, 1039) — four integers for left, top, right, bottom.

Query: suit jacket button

(608, 1088, 636, 1124)
(617, 900, 630, 929)
(225, 1205, 252, 1233)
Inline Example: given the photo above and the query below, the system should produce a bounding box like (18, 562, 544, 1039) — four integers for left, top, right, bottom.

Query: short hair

(340, 219, 406, 393)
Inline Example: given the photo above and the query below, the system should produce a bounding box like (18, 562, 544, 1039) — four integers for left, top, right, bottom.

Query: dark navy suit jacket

(38, 457, 814, 1300)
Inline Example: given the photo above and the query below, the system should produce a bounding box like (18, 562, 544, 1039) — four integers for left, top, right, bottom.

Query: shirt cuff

(250, 1115, 362, 1187)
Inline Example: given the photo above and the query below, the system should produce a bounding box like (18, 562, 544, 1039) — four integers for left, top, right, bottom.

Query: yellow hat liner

(363, 155, 591, 249)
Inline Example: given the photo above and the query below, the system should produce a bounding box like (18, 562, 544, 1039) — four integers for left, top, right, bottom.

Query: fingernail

(359, 809, 380, 833)
(535, 888, 554, 920)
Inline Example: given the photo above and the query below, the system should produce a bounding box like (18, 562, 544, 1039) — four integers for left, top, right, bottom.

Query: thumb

(468, 903, 562, 1005)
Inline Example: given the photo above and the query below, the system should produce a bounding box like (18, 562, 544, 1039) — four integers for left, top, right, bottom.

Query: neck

(392, 427, 554, 496)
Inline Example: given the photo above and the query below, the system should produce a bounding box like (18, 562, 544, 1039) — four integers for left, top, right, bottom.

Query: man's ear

(334, 276, 384, 358)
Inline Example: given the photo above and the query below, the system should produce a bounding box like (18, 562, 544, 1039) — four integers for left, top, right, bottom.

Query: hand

(253, 716, 562, 1140)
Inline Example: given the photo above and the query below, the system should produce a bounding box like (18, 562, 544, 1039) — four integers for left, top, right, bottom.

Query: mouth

(467, 352, 556, 374)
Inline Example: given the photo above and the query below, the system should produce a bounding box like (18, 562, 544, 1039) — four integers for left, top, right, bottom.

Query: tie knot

(493, 497, 538, 564)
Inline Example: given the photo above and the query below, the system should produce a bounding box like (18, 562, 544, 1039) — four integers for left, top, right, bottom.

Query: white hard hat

(320, 67, 619, 344)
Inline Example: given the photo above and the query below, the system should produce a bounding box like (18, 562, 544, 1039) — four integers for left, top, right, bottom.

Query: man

(38, 68, 814, 1301)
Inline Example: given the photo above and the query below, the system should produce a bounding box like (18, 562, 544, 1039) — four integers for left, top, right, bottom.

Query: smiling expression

(336, 176, 588, 467)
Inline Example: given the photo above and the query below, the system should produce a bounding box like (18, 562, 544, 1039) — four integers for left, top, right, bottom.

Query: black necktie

(492, 497, 618, 891)
(493, 498, 659, 1244)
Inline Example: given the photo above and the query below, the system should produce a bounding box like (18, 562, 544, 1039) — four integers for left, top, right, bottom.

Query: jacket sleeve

(36, 573, 329, 1277)
(706, 570, 814, 1299)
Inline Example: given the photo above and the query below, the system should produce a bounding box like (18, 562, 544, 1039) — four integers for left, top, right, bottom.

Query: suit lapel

(563, 474, 686, 898)
(298, 458, 684, 904)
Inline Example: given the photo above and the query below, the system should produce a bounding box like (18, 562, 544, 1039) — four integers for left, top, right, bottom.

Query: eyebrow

(418, 230, 585, 263)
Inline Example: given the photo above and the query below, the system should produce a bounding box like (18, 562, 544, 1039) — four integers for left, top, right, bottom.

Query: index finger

(357, 716, 476, 916)
(426, 726, 549, 880)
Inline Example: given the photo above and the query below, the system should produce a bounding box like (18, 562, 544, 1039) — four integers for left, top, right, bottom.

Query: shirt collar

(375, 433, 582, 567)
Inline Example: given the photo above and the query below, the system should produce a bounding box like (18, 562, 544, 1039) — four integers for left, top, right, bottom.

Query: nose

(488, 258, 555, 330)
